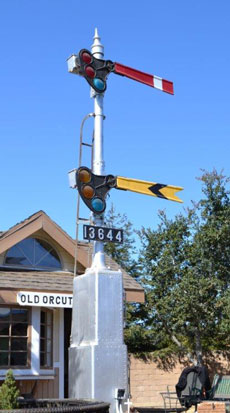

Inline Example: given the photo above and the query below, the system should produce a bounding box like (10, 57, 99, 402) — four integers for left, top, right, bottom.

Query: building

(0, 210, 144, 399)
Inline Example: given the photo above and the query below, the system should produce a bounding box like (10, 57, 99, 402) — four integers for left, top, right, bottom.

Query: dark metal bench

(177, 371, 204, 408)
(160, 389, 186, 413)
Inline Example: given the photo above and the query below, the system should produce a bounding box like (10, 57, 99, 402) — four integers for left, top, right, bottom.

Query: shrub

(0, 370, 20, 410)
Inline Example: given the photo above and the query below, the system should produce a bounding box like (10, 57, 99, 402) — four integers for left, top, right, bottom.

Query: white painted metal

(153, 75, 163, 91)
(91, 28, 106, 271)
(68, 169, 77, 188)
(69, 269, 128, 412)
(67, 55, 79, 74)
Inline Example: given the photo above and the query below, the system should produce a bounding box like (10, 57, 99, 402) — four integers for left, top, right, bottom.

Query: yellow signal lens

(82, 185, 95, 199)
(79, 169, 91, 183)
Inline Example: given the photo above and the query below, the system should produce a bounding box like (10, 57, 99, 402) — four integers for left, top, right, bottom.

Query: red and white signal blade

(114, 62, 174, 95)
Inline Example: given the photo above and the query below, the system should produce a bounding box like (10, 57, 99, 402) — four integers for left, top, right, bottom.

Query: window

(0, 307, 30, 367)
(40, 309, 53, 368)
(5, 238, 62, 270)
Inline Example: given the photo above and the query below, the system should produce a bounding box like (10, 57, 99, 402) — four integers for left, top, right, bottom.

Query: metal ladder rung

(82, 142, 92, 147)
(78, 218, 90, 224)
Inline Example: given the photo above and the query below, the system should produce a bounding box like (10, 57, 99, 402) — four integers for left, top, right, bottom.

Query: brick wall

(129, 354, 230, 407)
(129, 355, 184, 407)
(198, 402, 226, 413)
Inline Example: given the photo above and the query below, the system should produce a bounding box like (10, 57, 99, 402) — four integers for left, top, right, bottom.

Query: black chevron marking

(148, 183, 167, 199)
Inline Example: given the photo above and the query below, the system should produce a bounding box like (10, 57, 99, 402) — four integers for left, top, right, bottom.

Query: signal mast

(67, 29, 182, 413)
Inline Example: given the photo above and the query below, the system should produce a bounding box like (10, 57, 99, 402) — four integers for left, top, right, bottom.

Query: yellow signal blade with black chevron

(116, 176, 183, 203)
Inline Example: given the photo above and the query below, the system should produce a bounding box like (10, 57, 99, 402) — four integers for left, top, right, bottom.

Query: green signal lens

(82, 185, 95, 199)
(78, 169, 91, 183)
(92, 198, 105, 212)
(93, 78, 105, 91)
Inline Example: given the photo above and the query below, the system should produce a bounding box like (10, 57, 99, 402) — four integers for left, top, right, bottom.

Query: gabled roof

(0, 210, 87, 268)
(0, 211, 144, 302)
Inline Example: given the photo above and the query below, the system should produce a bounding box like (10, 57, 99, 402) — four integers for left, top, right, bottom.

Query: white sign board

(17, 292, 73, 308)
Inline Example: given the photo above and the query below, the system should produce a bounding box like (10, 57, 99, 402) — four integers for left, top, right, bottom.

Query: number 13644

(83, 225, 123, 243)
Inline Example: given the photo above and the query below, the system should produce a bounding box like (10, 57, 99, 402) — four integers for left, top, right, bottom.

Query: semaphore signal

(67, 30, 182, 410)
(69, 167, 183, 215)
(67, 48, 174, 95)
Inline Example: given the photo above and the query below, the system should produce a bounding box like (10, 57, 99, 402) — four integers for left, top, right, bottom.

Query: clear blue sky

(1, 1, 230, 240)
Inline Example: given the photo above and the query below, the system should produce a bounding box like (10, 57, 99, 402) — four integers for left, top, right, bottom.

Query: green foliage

(104, 204, 137, 274)
(104, 172, 230, 365)
(104, 205, 141, 350)
(0, 370, 20, 410)
(127, 170, 230, 364)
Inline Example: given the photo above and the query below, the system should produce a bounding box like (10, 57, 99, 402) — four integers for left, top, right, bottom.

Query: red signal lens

(81, 52, 92, 64)
(78, 169, 91, 183)
(82, 185, 95, 199)
(85, 66, 95, 79)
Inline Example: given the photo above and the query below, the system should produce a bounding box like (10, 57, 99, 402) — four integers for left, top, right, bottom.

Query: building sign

(17, 292, 73, 308)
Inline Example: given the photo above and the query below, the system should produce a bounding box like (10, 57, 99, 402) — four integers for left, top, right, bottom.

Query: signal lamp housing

(76, 167, 114, 214)
(78, 49, 114, 94)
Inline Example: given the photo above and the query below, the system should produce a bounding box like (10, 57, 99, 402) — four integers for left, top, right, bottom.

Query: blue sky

(1, 0, 230, 240)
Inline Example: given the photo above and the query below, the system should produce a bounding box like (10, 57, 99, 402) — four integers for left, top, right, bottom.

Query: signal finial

(91, 27, 104, 57)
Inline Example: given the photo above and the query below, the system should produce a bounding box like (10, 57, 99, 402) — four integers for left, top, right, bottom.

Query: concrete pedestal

(69, 269, 128, 413)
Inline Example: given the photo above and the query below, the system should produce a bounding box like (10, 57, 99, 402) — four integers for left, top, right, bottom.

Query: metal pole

(74, 112, 95, 278)
(91, 28, 106, 270)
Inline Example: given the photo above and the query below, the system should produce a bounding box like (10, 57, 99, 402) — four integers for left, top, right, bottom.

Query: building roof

(0, 269, 143, 294)
(0, 211, 144, 303)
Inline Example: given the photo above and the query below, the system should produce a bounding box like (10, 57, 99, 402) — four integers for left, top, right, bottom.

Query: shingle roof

(0, 270, 143, 293)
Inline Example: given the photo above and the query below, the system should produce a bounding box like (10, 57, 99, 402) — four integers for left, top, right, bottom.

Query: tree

(127, 170, 230, 364)
(0, 370, 20, 410)
(104, 205, 142, 350)
(104, 204, 137, 274)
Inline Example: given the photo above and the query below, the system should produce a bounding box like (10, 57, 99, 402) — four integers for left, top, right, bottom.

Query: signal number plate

(83, 225, 123, 243)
